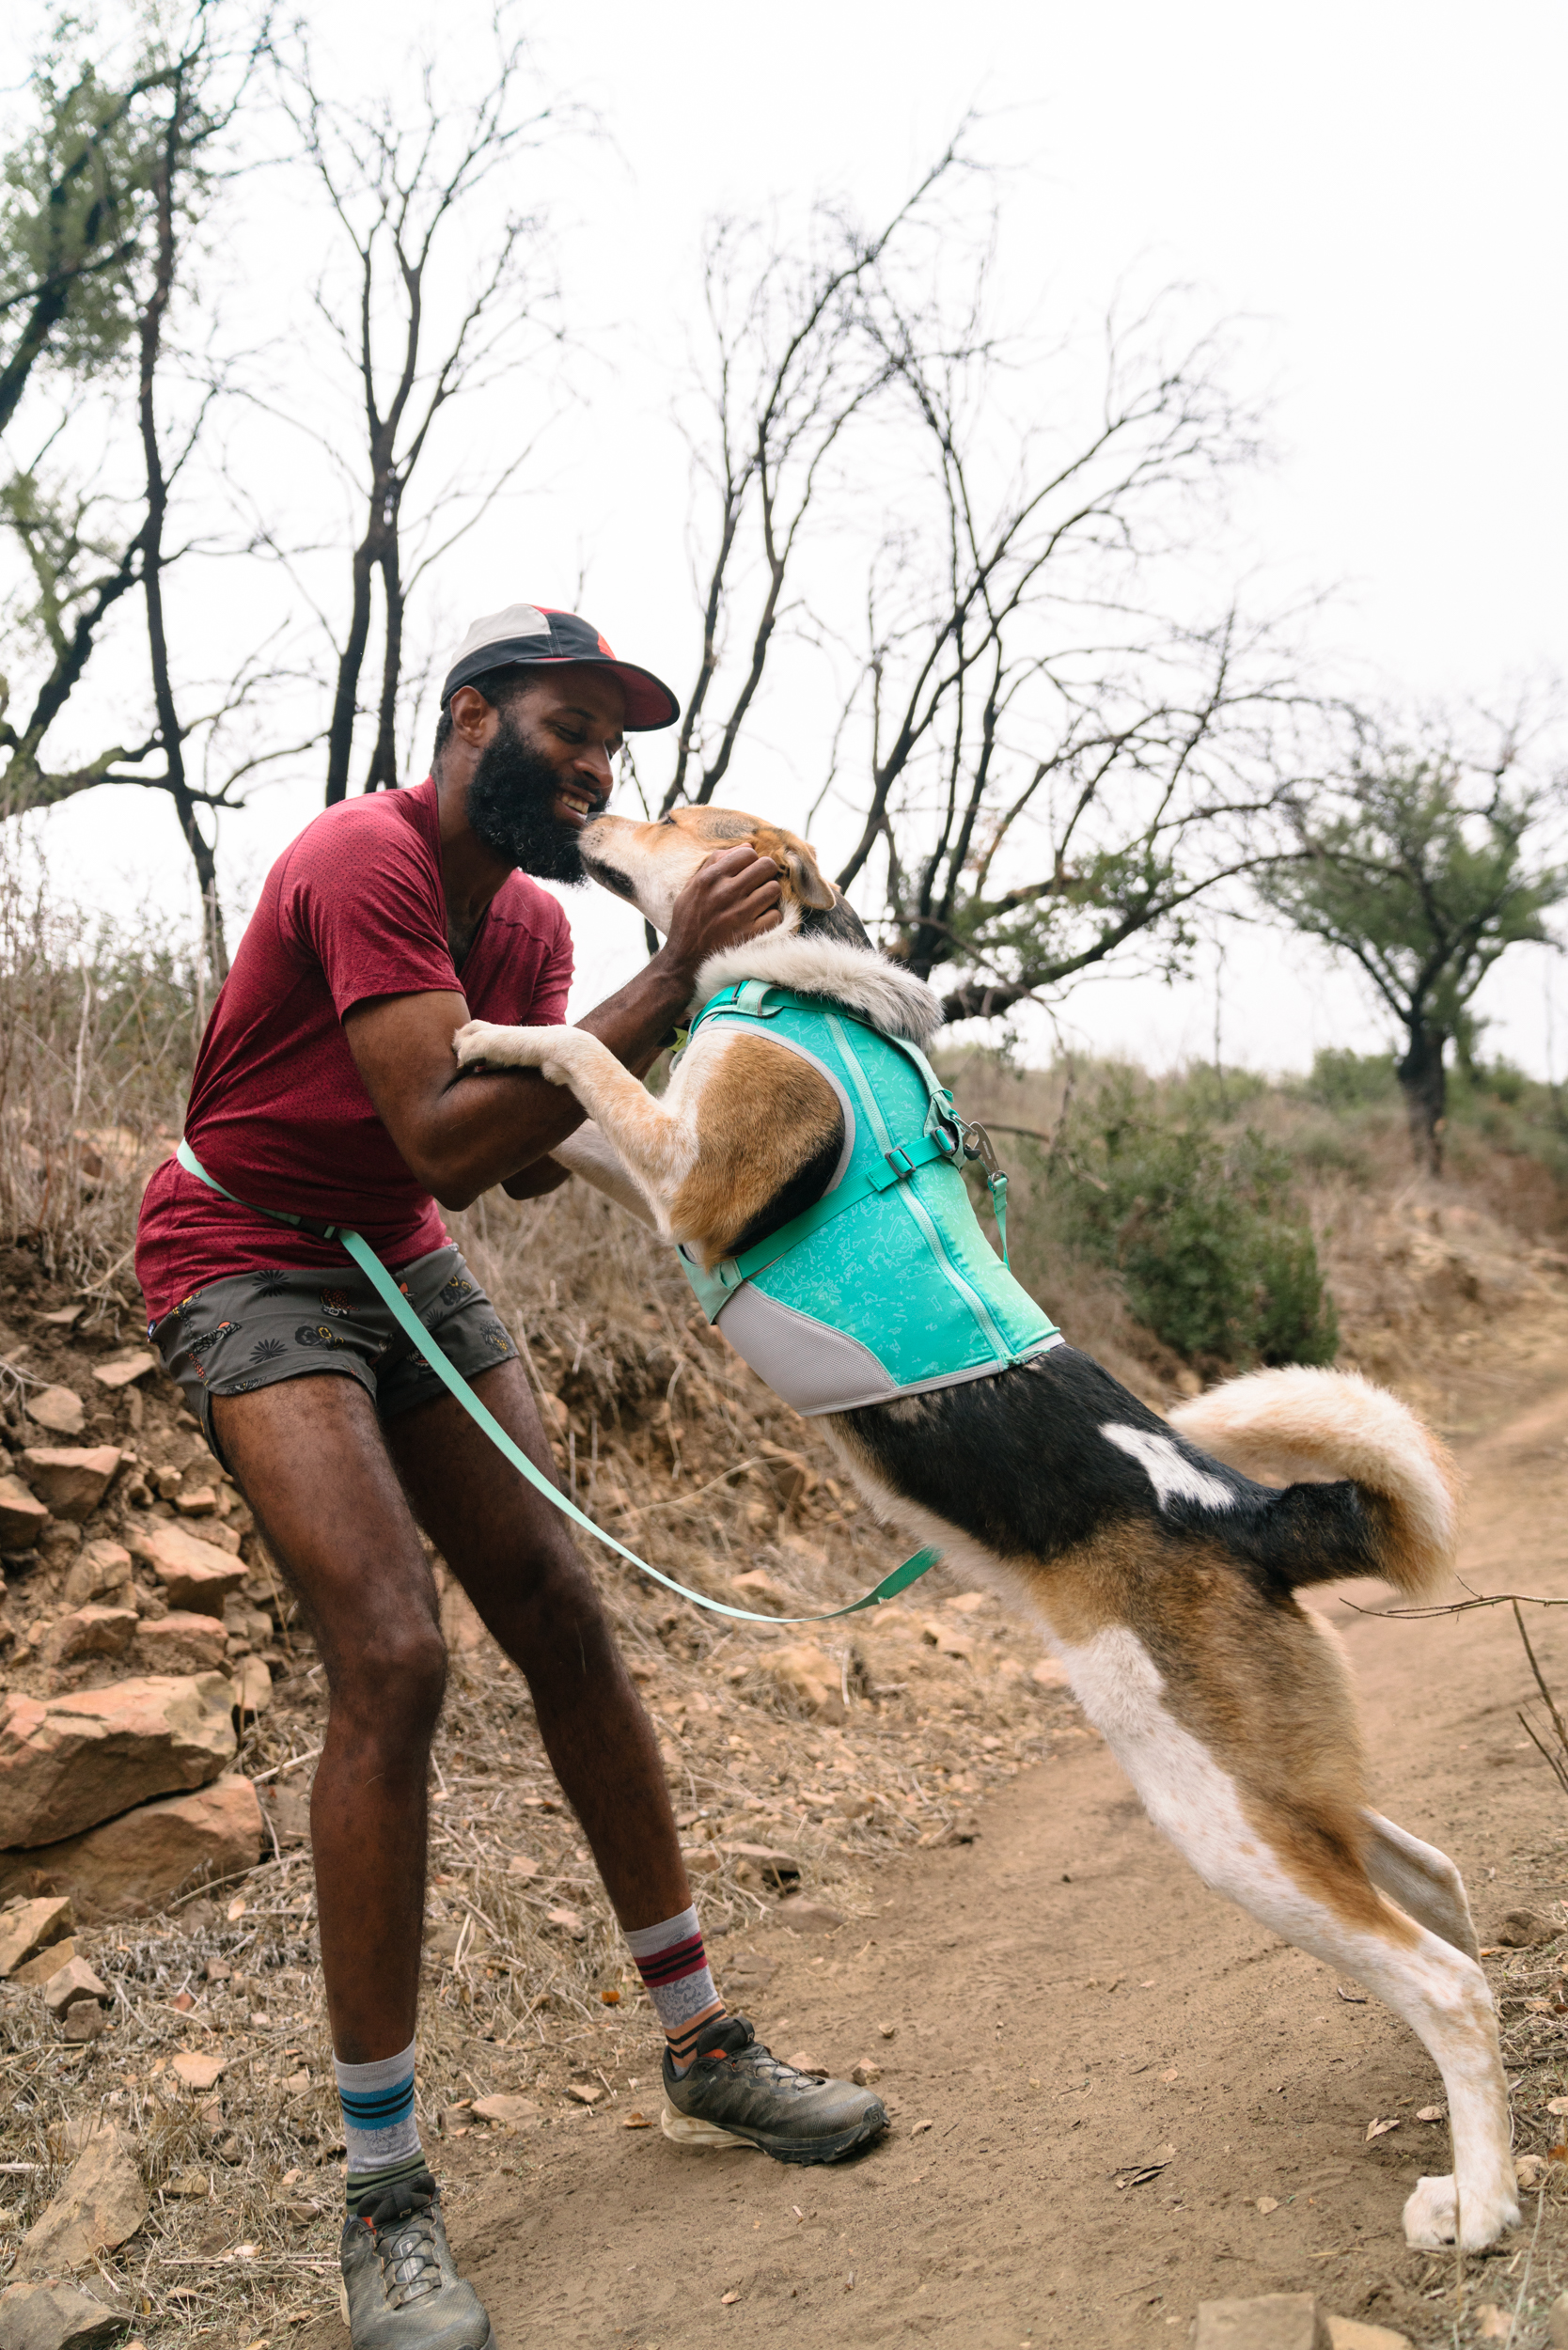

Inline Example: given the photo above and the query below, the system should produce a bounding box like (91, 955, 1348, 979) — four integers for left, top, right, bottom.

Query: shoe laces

(699, 2028, 821, 2095)
(361, 2177, 443, 2309)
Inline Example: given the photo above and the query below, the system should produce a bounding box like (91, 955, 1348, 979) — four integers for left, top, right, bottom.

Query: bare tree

(658, 135, 974, 819)
(274, 8, 575, 804)
(0, 7, 290, 983)
(820, 280, 1317, 1025)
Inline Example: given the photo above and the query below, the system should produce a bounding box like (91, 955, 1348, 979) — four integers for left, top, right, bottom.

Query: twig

(1513, 1599, 1568, 1754)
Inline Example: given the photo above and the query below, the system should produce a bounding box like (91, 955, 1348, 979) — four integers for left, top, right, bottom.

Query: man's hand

(655, 847, 782, 987)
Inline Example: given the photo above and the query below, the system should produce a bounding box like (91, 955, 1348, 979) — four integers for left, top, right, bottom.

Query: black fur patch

(800, 896, 873, 948)
(726, 1113, 846, 1259)
(840, 1346, 1382, 1596)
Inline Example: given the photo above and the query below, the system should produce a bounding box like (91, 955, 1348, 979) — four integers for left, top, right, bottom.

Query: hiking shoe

(338, 2173, 494, 2348)
(662, 2014, 887, 2164)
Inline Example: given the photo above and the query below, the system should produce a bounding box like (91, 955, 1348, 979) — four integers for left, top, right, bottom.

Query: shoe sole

(659, 2098, 887, 2166)
(339, 2279, 494, 2345)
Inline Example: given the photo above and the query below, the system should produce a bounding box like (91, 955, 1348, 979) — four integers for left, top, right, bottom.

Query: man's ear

(755, 825, 837, 910)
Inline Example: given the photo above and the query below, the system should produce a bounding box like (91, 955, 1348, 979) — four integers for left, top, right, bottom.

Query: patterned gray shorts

(149, 1245, 520, 1448)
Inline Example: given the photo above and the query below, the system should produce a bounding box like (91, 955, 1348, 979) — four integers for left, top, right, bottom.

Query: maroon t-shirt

(135, 777, 572, 1320)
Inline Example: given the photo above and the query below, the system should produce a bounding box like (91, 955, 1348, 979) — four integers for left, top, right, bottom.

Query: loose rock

(471, 2094, 541, 2130)
(59, 1999, 106, 2043)
(850, 2058, 883, 2086)
(1194, 2297, 1331, 2350)
(723, 1844, 802, 1891)
(20, 2124, 147, 2273)
(90, 1352, 156, 1391)
(120, 1522, 245, 1615)
(0, 1773, 262, 1919)
(41, 1955, 111, 2017)
(38, 1606, 137, 1668)
(0, 1673, 237, 1847)
(1325, 2318, 1413, 2350)
(774, 1896, 845, 1934)
(0, 1476, 50, 1550)
(132, 1611, 228, 1674)
(17, 1447, 123, 1524)
(0, 2278, 125, 2349)
(763, 1642, 846, 1722)
(24, 1387, 86, 1438)
(170, 2051, 227, 2090)
(1494, 1907, 1557, 1949)
(60, 1542, 133, 1611)
(0, 1894, 73, 1978)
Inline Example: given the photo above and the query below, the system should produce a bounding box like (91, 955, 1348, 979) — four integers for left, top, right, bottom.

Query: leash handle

(174, 1140, 941, 1627)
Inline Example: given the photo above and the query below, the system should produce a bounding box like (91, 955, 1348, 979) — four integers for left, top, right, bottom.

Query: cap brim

(440, 649, 680, 732)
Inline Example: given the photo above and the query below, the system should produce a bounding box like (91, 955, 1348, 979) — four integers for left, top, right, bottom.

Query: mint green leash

(174, 1138, 941, 1627)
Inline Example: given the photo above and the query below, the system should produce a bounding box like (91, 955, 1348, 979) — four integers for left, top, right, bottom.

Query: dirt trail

(294, 1340, 1568, 2350)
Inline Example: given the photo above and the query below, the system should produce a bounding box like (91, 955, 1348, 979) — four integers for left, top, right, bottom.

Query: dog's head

(579, 806, 869, 946)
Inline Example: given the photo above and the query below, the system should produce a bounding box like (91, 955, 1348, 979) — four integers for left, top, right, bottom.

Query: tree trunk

(364, 532, 403, 791)
(1397, 1019, 1447, 1176)
(137, 89, 227, 984)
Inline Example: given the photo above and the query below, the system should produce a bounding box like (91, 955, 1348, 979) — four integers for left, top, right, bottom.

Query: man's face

(463, 667, 627, 883)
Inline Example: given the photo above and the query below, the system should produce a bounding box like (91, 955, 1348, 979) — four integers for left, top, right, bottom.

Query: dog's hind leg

(1361, 1810, 1481, 1964)
(1068, 1630, 1518, 2249)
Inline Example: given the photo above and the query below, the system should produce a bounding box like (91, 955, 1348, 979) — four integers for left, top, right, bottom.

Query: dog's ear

(754, 824, 837, 911)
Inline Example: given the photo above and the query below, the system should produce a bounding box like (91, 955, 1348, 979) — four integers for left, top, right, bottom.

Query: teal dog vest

(677, 979, 1062, 1416)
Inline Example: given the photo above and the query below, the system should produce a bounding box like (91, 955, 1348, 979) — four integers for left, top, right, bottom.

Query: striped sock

(626, 1905, 725, 2075)
(335, 2039, 427, 2211)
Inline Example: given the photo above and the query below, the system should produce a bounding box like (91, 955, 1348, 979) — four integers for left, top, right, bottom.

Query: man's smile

(556, 783, 603, 826)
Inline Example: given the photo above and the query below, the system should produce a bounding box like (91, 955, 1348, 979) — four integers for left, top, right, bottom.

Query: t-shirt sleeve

(278, 812, 459, 1018)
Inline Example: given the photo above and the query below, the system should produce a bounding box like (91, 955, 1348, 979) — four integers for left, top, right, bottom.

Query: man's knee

(327, 1615, 448, 1731)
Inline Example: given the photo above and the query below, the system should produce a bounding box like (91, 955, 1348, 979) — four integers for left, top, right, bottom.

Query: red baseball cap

(439, 603, 680, 731)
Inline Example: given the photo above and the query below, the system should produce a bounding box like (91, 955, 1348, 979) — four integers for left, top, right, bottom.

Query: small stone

(38, 1305, 85, 1326)
(877, 2021, 897, 2039)
(1325, 2320, 1412, 2350)
(1549, 2291, 1568, 2350)
(0, 1474, 50, 1549)
(25, 1386, 86, 1438)
(42, 1955, 111, 2016)
(61, 1541, 134, 1610)
(506, 1855, 540, 1878)
(545, 1905, 587, 1937)
(1494, 1908, 1557, 1949)
(682, 1846, 721, 1874)
(762, 1642, 846, 1722)
(774, 1896, 844, 1934)
(722, 1843, 802, 1890)
(90, 1353, 157, 1391)
(120, 1521, 245, 1614)
(1194, 2296, 1331, 2350)
(0, 1894, 74, 1978)
(10, 1936, 76, 1988)
(470, 2094, 541, 2130)
(132, 1611, 228, 1673)
(0, 2278, 125, 2348)
(38, 1606, 138, 1667)
(170, 2051, 226, 2091)
(232, 1655, 272, 1719)
(849, 2058, 883, 2086)
(1516, 2153, 1549, 2188)
(18, 1446, 123, 1522)
(566, 2080, 604, 2105)
(60, 1998, 106, 2043)
(174, 1486, 218, 1518)
(164, 2168, 210, 2198)
(20, 2123, 148, 2271)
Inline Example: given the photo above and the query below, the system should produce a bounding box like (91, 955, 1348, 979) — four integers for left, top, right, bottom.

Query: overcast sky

(7, 0, 1565, 1077)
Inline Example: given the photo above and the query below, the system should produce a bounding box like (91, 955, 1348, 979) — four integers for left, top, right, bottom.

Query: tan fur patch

(669, 1034, 841, 1262)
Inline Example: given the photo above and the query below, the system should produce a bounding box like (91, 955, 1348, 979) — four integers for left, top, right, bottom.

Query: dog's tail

(1168, 1365, 1459, 1600)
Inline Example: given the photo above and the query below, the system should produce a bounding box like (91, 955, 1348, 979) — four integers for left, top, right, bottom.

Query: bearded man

(134, 605, 887, 2348)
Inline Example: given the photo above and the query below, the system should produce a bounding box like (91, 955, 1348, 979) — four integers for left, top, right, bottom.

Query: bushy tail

(1168, 1366, 1460, 1600)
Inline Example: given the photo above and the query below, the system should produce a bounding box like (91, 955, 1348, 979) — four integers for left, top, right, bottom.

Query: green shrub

(1303, 1048, 1399, 1112)
(1036, 1074, 1338, 1369)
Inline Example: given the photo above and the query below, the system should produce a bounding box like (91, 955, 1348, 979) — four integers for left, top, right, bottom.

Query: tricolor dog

(454, 804, 1516, 2252)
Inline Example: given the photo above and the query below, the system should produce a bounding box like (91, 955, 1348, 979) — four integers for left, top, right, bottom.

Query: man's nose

(573, 744, 615, 803)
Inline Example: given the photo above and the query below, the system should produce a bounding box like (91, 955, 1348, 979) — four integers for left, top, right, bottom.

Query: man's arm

(342, 847, 781, 1212)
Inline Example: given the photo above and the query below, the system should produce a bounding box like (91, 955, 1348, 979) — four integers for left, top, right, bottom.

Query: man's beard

(465, 718, 588, 883)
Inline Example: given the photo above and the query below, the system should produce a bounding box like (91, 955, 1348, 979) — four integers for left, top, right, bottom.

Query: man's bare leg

(384, 1356, 694, 1935)
(212, 1372, 447, 2065)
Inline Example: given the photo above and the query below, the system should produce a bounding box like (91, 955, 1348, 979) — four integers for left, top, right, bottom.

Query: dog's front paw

(453, 1019, 518, 1071)
(1403, 2171, 1520, 2250)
